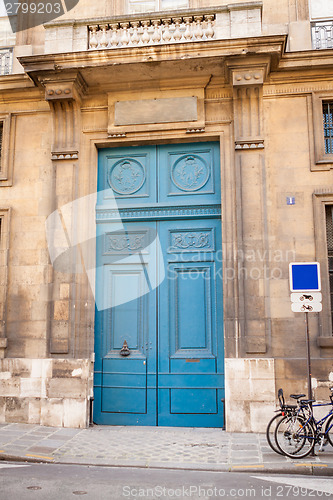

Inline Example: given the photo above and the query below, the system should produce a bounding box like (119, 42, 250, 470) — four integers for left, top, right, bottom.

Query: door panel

(158, 219, 224, 427)
(94, 221, 157, 425)
(158, 142, 221, 206)
(170, 389, 218, 414)
(97, 145, 157, 207)
(94, 142, 224, 427)
(169, 263, 213, 354)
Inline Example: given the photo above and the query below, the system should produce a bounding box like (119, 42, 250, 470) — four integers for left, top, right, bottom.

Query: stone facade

(0, 0, 332, 430)
(0, 358, 92, 427)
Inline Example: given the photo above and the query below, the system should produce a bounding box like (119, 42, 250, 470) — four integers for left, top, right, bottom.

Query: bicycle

(266, 389, 302, 455)
(274, 388, 333, 459)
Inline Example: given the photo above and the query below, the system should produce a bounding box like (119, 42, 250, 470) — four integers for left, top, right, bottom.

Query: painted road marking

(232, 464, 265, 469)
(294, 463, 328, 467)
(26, 454, 54, 460)
(252, 476, 333, 495)
(0, 463, 31, 469)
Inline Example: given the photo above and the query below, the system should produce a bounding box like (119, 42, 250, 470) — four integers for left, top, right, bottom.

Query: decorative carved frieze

(170, 230, 214, 252)
(105, 233, 146, 253)
(96, 204, 221, 222)
(51, 152, 79, 160)
(235, 140, 264, 150)
(186, 128, 205, 133)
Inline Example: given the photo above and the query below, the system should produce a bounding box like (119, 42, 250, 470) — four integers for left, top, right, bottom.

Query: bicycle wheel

(325, 415, 333, 447)
(275, 415, 315, 458)
(266, 413, 284, 455)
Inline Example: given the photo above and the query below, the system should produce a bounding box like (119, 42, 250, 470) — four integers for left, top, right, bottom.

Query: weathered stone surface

(40, 398, 64, 427)
(225, 358, 275, 432)
(5, 397, 29, 423)
(0, 0, 332, 432)
(0, 359, 90, 427)
(114, 97, 198, 126)
(53, 301, 69, 321)
(47, 378, 87, 399)
(63, 399, 87, 428)
(52, 359, 90, 379)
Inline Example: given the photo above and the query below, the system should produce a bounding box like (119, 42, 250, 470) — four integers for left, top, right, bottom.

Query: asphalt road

(0, 462, 333, 500)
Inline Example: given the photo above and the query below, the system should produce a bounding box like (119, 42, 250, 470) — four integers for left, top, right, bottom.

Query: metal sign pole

(289, 262, 321, 411)
(304, 311, 312, 403)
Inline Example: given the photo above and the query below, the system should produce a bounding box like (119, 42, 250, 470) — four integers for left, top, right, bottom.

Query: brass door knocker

(120, 340, 130, 357)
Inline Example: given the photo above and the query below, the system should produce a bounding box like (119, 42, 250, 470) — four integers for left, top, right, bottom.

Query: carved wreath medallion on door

(108, 158, 146, 195)
(171, 155, 210, 192)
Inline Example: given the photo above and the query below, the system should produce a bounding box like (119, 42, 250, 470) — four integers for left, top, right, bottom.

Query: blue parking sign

(289, 262, 321, 292)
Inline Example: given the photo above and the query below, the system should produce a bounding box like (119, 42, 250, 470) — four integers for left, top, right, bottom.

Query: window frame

(312, 92, 333, 168)
(313, 190, 333, 346)
(309, 0, 333, 21)
(0, 113, 14, 186)
(128, 0, 189, 14)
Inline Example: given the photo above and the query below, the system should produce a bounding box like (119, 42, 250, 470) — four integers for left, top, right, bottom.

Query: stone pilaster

(0, 208, 10, 358)
(40, 72, 86, 355)
(228, 57, 271, 355)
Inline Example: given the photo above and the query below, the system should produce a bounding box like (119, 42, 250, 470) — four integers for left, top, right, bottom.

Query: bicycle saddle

(290, 394, 306, 400)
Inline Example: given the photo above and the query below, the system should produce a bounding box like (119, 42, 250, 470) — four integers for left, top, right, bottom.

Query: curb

(1, 453, 333, 475)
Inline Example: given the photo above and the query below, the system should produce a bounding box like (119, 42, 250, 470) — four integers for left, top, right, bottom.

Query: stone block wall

(0, 358, 93, 427)
(225, 358, 276, 432)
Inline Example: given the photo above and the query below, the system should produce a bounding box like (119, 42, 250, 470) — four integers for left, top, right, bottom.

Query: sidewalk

(0, 423, 332, 475)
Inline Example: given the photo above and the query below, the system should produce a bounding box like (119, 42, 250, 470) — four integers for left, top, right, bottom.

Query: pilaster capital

(39, 71, 87, 103)
(225, 56, 271, 87)
(39, 71, 86, 160)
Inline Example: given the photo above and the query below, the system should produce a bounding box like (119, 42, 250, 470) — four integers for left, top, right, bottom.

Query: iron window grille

(311, 21, 333, 50)
(323, 101, 333, 154)
(0, 121, 3, 171)
(0, 48, 13, 76)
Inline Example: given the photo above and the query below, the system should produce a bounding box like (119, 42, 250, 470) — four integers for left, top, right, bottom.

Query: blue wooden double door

(94, 142, 224, 427)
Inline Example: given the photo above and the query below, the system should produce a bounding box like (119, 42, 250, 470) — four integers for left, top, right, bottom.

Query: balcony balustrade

(44, 3, 262, 55)
(88, 14, 215, 50)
